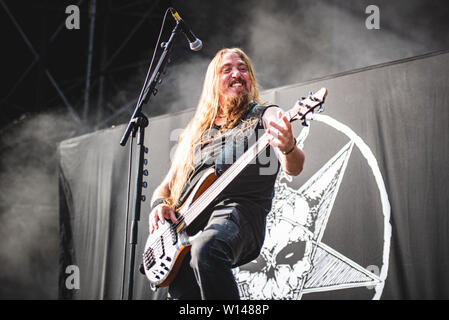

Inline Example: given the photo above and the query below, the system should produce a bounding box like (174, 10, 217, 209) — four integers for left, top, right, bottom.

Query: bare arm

(150, 166, 174, 204)
(148, 163, 178, 233)
(263, 107, 305, 176)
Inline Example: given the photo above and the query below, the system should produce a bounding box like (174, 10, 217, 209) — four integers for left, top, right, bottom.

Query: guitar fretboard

(182, 132, 270, 226)
(180, 87, 327, 227)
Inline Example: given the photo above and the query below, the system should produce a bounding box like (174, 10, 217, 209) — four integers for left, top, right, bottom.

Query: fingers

(267, 135, 291, 152)
(149, 205, 177, 234)
(157, 208, 166, 225)
(149, 210, 158, 234)
(266, 112, 294, 153)
(168, 210, 178, 225)
(266, 127, 287, 149)
(268, 113, 291, 136)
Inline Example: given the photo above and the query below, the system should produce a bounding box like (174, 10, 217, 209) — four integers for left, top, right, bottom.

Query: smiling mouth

(230, 80, 245, 88)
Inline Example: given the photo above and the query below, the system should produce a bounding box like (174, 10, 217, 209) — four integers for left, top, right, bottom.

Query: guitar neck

(180, 87, 327, 227)
(183, 132, 270, 226)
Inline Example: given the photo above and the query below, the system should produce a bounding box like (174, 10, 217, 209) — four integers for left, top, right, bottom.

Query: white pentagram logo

(233, 114, 392, 300)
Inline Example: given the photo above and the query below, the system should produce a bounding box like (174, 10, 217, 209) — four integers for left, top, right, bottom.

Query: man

(148, 48, 305, 299)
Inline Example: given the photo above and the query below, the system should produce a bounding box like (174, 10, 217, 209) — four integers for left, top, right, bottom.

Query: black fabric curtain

(59, 52, 449, 299)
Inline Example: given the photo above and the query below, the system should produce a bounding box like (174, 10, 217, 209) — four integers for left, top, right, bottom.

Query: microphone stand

(119, 21, 181, 300)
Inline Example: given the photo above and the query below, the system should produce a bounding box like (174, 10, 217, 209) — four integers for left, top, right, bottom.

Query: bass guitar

(142, 88, 328, 289)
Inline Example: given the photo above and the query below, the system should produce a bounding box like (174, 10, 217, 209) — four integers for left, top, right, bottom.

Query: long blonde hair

(167, 48, 262, 207)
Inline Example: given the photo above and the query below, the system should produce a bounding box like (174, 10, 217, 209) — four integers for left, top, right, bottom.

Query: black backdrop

(59, 51, 449, 299)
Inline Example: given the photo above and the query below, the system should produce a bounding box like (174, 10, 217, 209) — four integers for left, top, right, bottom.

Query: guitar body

(142, 167, 217, 288)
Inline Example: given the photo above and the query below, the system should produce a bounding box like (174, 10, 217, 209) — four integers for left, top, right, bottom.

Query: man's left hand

(266, 110, 296, 154)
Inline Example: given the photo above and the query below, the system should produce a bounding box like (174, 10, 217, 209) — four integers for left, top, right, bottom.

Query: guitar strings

(145, 110, 296, 255)
(144, 97, 324, 272)
(145, 124, 263, 253)
(145, 132, 270, 255)
(174, 106, 300, 228)
(145, 106, 307, 255)
(177, 133, 269, 226)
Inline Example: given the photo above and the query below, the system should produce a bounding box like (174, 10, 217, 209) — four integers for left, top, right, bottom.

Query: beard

(220, 91, 250, 124)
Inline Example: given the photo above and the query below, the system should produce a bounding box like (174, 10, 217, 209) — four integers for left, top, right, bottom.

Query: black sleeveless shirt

(181, 102, 280, 240)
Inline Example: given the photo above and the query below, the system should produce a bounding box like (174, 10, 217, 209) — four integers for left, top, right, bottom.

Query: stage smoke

(0, 111, 83, 298)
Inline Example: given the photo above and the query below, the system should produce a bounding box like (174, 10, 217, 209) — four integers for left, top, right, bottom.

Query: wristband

(151, 198, 167, 211)
(282, 138, 297, 155)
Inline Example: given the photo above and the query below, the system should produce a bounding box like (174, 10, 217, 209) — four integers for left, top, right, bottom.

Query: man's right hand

(149, 204, 178, 234)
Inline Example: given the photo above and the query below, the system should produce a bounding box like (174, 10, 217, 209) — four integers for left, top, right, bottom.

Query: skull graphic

(234, 174, 315, 299)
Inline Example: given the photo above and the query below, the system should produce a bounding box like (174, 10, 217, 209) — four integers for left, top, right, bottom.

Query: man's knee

(190, 232, 232, 270)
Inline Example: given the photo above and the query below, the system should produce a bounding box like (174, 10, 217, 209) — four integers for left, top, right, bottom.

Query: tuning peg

(302, 118, 309, 127)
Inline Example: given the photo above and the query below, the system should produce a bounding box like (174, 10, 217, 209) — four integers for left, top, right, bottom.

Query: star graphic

(234, 134, 383, 299)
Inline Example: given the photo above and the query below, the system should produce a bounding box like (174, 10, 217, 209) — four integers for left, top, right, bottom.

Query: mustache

(230, 77, 246, 87)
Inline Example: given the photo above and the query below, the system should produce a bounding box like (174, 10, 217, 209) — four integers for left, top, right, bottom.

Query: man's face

(218, 52, 252, 105)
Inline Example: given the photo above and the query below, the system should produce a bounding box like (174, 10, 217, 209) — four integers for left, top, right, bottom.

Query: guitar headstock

(288, 87, 328, 126)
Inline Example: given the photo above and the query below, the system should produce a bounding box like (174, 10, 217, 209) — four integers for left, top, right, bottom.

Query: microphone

(170, 8, 203, 51)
